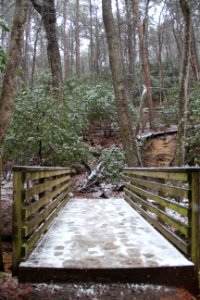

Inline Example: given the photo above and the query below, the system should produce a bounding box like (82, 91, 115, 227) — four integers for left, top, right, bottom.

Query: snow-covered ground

(20, 198, 193, 269)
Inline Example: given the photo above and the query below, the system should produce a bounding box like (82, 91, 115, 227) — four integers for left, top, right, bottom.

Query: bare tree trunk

(89, 0, 94, 73)
(30, 0, 63, 93)
(69, 20, 75, 76)
(135, 85, 147, 135)
(0, 0, 29, 272)
(95, 8, 100, 74)
(102, 0, 142, 166)
(62, 0, 70, 82)
(176, 0, 191, 166)
(75, 0, 81, 78)
(23, 3, 32, 85)
(30, 19, 42, 88)
(132, 0, 155, 130)
(124, 0, 136, 102)
(115, 0, 123, 61)
(190, 23, 199, 81)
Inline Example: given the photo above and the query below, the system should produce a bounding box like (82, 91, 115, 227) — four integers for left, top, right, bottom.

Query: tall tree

(0, 0, 29, 271)
(102, 0, 142, 166)
(190, 23, 199, 81)
(124, 0, 136, 102)
(30, 0, 63, 93)
(132, 0, 155, 129)
(176, 0, 191, 166)
(62, 0, 70, 81)
(89, 0, 94, 73)
(75, 0, 81, 78)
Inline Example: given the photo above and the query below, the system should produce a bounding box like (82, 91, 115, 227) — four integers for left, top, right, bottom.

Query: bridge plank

(124, 188, 188, 236)
(22, 190, 69, 237)
(124, 181, 188, 217)
(22, 196, 69, 258)
(22, 182, 70, 219)
(123, 175, 189, 199)
(124, 194, 188, 255)
(25, 175, 70, 199)
(124, 169, 188, 181)
(26, 169, 70, 180)
(18, 198, 197, 293)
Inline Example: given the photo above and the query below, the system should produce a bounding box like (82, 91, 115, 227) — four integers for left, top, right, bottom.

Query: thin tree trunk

(30, 0, 63, 95)
(135, 85, 147, 136)
(23, 3, 31, 85)
(95, 8, 100, 73)
(132, 0, 155, 130)
(115, 0, 123, 61)
(176, 0, 191, 166)
(124, 0, 136, 102)
(62, 0, 70, 82)
(190, 24, 199, 81)
(102, 0, 142, 166)
(0, 0, 29, 272)
(31, 19, 42, 88)
(75, 0, 81, 78)
(89, 0, 94, 73)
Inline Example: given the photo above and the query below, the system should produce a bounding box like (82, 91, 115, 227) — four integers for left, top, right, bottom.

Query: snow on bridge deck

(19, 198, 197, 291)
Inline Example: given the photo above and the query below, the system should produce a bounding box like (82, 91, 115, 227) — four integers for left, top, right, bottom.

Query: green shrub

(3, 73, 90, 165)
(100, 146, 126, 183)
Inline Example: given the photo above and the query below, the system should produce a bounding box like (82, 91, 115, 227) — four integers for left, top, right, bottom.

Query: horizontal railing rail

(12, 166, 71, 274)
(123, 167, 200, 283)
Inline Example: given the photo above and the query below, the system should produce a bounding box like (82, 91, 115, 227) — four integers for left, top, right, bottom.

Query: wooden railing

(12, 166, 71, 274)
(123, 167, 200, 281)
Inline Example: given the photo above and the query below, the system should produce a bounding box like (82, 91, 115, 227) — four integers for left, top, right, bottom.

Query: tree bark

(102, 0, 142, 166)
(132, 0, 155, 130)
(190, 23, 199, 81)
(30, 0, 63, 92)
(30, 19, 42, 88)
(62, 0, 70, 82)
(0, 0, 29, 272)
(89, 0, 94, 73)
(176, 0, 191, 166)
(75, 0, 81, 78)
(124, 0, 136, 102)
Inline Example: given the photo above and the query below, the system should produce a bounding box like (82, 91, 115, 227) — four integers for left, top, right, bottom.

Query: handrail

(123, 167, 200, 284)
(12, 166, 71, 274)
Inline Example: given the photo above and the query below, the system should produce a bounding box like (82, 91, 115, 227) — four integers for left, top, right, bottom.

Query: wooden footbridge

(12, 166, 200, 294)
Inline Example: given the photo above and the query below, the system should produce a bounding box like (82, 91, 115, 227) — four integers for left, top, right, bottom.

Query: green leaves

(0, 19, 9, 72)
(3, 73, 89, 165)
(0, 19, 9, 32)
(186, 82, 200, 165)
(100, 147, 126, 183)
(3, 72, 117, 168)
(0, 46, 7, 72)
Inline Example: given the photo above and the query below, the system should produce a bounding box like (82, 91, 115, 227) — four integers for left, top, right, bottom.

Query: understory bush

(187, 82, 200, 165)
(100, 146, 126, 183)
(3, 73, 90, 165)
(3, 73, 118, 168)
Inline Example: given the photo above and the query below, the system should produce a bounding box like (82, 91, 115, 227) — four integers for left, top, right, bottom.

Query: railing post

(189, 171, 200, 285)
(12, 169, 25, 274)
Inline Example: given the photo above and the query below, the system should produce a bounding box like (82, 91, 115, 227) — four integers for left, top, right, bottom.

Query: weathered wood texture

(123, 167, 200, 283)
(12, 166, 70, 274)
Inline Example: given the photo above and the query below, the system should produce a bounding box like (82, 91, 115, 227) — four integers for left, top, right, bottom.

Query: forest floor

(0, 131, 199, 299)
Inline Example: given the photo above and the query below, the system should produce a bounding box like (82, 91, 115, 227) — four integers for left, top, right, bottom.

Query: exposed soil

(142, 134, 177, 167)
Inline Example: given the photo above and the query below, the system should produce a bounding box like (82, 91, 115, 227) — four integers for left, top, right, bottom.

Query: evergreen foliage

(3, 73, 90, 165)
(3, 73, 117, 170)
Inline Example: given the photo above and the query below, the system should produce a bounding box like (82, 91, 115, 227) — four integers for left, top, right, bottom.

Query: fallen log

(80, 162, 104, 191)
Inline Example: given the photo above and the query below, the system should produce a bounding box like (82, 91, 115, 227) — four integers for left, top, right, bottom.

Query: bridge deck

(19, 198, 197, 292)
